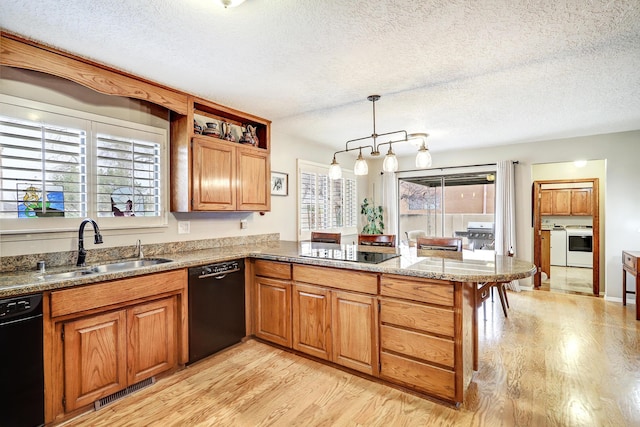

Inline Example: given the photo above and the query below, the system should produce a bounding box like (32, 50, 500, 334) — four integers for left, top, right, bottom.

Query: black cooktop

(300, 248, 400, 264)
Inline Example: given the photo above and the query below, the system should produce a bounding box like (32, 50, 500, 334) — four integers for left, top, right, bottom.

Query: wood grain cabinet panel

(63, 310, 128, 412)
(331, 290, 379, 376)
(541, 230, 551, 277)
(292, 283, 332, 360)
(237, 146, 269, 211)
(380, 274, 454, 307)
(540, 188, 592, 216)
(192, 137, 236, 211)
(127, 298, 177, 384)
(571, 188, 592, 215)
(255, 276, 292, 348)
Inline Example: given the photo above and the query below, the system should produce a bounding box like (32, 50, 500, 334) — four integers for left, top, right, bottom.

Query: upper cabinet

(170, 97, 271, 212)
(1, 32, 271, 213)
(540, 188, 592, 216)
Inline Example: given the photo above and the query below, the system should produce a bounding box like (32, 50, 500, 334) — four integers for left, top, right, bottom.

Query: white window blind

(0, 114, 87, 219)
(297, 159, 357, 240)
(95, 124, 161, 218)
(0, 96, 167, 233)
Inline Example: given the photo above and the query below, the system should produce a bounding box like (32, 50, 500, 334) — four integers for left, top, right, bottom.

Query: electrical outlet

(240, 219, 248, 229)
(178, 221, 190, 234)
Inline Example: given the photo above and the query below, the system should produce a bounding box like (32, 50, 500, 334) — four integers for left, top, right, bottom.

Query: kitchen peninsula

(0, 238, 535, 422)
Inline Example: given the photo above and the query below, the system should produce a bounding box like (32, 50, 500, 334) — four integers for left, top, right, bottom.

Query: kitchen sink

(89, 258, 173, 273)
(42, 258, 173, 280)
(42, 269, 97, 280)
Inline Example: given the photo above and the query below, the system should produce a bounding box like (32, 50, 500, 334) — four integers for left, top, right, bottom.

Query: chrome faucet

(76, 218, 103, 266)
(136, 239, 144, 259)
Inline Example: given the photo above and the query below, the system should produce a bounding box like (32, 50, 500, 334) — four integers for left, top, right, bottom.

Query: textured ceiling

(1, 0, 640, 157)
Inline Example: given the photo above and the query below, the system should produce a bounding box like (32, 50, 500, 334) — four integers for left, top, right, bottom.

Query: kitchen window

(298, 159, 357, 240)
(0, 95, 167, 234)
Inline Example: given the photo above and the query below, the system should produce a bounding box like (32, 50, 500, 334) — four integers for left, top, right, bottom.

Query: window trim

(297, 159, 358, 241)
(0, 94, 168, 235)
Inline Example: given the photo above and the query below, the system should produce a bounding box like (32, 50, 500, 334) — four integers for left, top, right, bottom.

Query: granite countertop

(0, 241, 536, 298)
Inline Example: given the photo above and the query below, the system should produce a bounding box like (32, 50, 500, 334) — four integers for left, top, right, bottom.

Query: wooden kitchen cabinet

(291, 265, 379, 375)
(570, 188, 592, 215)
(45, 269, 187, 423)
(540, 188, 592, 216)
(170, 97, 271, 212)
(127, 298, 177, 384)
(541, 230, 551, 277)
(331, 290, 379, 376)
(292, 283, 332, 360)
(254, 260, 292, 347)
(62, 297, 176, 412)
(379, 274, 471, 404)
(63, 310, 128, 411)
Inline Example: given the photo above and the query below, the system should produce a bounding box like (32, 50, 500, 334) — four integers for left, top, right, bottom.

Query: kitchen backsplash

(0, 233, 280, 273)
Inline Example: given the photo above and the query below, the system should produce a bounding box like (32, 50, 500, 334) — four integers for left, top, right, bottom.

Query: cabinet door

(540, 190, 553, 215)
(331, 291, 379, 376)
(541, 230, 551, 277)
(571, 188, 592, 215)
(255, 276, 292, 347)
(192, 137, 236, 211)
(127, 297, 177, 385)
(552, 189, 571, 215)
(63, 310, 127, 411)
(292, 283, 331, 360)
(237, 146, 270, 211)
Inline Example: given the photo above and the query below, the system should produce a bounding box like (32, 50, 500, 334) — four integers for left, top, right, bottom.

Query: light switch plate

(240, 219, 247, 229)
(178, 221, 190, 234)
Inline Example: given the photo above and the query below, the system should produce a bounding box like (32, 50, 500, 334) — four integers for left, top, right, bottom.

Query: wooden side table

(622, 250, 640, 320)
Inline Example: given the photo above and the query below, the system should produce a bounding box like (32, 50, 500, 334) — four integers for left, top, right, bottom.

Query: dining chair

(416, 237, 463, 259)
(358, 234, 396, 247)
(405, 230, 427, 247)
(310, 232, 341, 244)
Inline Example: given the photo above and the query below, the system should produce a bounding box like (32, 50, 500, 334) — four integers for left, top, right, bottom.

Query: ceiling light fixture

(329, 95, 431, 178)
(219, 0, 246, 8)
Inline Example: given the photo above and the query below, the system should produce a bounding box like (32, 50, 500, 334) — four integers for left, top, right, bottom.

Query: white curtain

(382, 172, 398, 238)
(495, 160, 521, 291)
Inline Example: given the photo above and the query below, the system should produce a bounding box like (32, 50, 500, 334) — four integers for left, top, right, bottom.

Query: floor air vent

(94, 377, 156, 410)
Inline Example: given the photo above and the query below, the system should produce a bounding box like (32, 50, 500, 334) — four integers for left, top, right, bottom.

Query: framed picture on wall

(271, 171, 288, 196)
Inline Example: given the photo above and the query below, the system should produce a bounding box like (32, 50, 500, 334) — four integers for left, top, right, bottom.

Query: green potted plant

(360, 198, 384, 234)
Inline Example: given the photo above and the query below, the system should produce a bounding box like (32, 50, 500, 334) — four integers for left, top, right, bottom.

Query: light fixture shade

(219, 0, 246, 8)
(354, 151, 369, 175)
(329, 156, 342, 179)
(382, 147, 398, 172)
(415, 144, 432, 168)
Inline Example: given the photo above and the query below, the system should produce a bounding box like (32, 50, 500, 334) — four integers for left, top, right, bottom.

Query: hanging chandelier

(328, 95, 432, 180)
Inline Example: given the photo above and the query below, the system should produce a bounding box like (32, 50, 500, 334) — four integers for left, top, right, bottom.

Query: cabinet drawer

(380, 274, 453, 306)
(380, 351, 455, 401)
(380, 299, 454, 337)
(50, 269, 186, 318)
(380, 325, 454, 368)
(255, 260, 291, 280)
(623, 252, 638, 273)
(293, 265, 377, 294)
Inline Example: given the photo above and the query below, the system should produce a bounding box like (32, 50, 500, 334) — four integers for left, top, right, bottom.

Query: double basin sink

(42, 258, 173, 280)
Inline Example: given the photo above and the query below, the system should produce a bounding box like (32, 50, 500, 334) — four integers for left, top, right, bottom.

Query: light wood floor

(62, 291, 639, 427)
(541, 266, 595, 295)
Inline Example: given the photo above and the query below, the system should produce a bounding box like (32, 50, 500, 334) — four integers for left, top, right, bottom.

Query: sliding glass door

(398, 171, 496, 250)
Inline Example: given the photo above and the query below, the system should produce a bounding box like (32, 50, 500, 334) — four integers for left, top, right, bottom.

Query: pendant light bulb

(382, 145, 398, 173)
(415, 142, 432, 168)
(329, 155, 342, 180)
(354, 148, 369, 175)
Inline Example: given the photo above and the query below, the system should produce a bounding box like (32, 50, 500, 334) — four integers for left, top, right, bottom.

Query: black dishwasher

(0, 293, 44, 427)
(188, 259, 245, 364)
